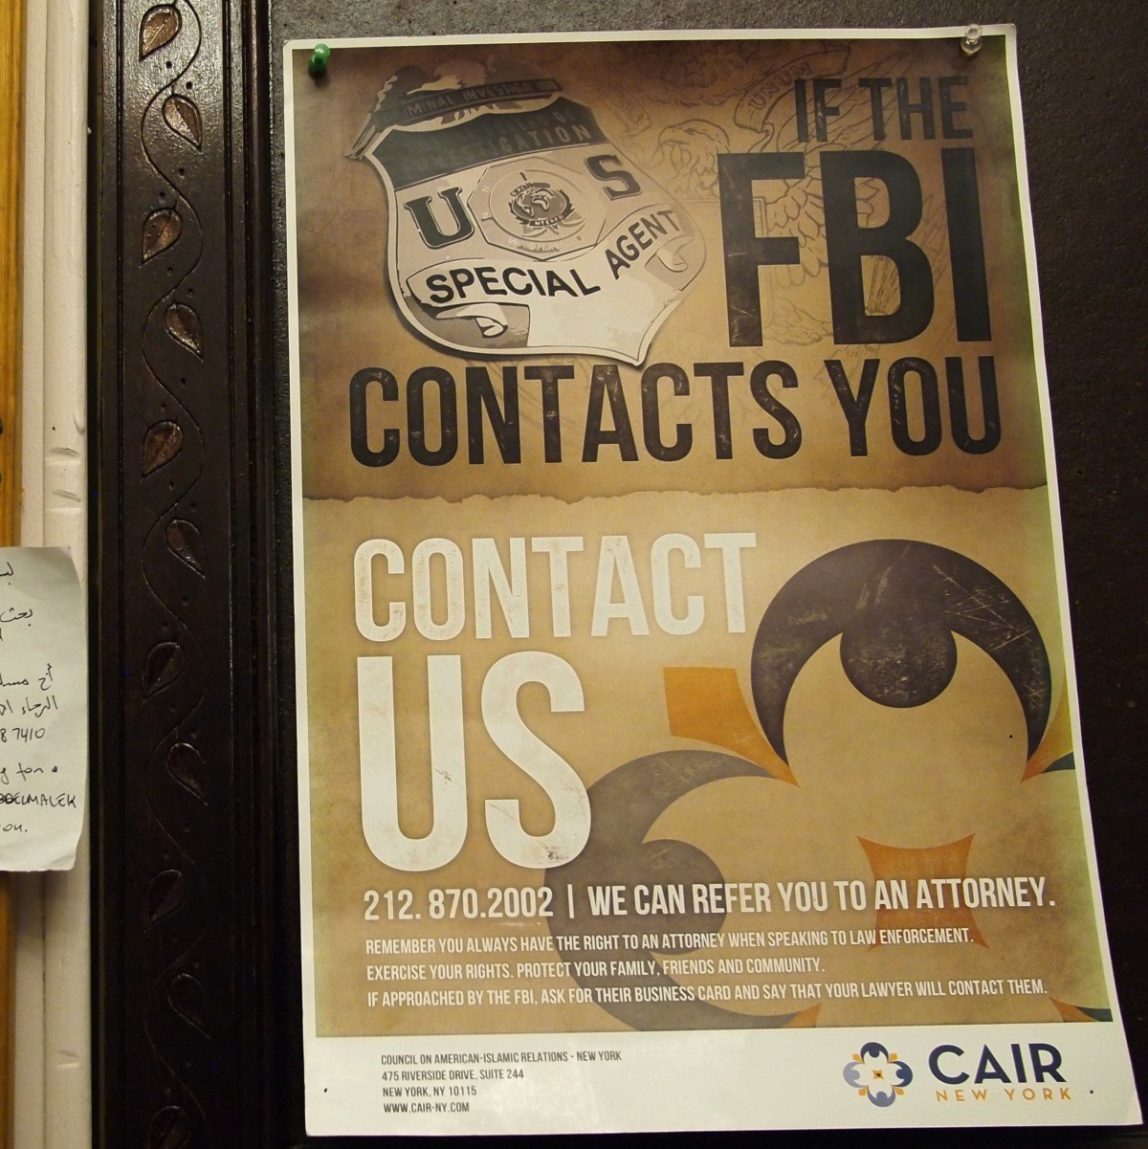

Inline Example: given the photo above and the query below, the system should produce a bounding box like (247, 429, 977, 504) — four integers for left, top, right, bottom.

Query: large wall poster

(285, 27, 1141, 1134)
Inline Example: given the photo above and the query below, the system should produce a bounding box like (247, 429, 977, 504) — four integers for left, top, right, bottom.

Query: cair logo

(843, 1041, 914, 1107)
(926, 1041, 1072, 1105)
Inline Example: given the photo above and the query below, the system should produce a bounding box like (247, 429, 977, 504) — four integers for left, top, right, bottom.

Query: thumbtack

(960, 25, 983, 57)
(309, 43, 331, 78)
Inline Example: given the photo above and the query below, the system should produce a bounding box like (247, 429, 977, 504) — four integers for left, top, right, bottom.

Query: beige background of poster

(289, 36, 1044, 503)
(302, 486, 1106, 1036)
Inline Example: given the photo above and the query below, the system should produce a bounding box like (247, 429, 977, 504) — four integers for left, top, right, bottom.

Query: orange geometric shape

(663, 666, 796, 784)
(1023, 692, 1074, 780)
(858, 835, 986, 947)
(1051, 998, 1096, 1023)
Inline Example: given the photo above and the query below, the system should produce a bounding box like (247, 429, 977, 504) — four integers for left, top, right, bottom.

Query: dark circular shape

(839, 606, 958, 707)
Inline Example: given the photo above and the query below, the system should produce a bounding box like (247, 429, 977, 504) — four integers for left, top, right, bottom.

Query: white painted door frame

(15, 1, 91, 1145)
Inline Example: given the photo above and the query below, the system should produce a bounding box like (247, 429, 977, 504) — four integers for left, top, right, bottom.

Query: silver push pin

(961, 25, 983, 57)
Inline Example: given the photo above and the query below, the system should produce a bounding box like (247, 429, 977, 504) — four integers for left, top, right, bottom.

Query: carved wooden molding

(92, 0, 275, 1144)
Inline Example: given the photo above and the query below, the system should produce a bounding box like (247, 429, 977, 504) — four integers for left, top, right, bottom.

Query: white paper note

(0, 547, 86, 870)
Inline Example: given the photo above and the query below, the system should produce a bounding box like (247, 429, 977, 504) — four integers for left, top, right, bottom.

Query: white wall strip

(17, 0, 90, 1145)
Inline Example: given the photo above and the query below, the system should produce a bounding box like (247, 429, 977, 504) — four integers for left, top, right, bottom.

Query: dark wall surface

(93, 2, 1147, 1146)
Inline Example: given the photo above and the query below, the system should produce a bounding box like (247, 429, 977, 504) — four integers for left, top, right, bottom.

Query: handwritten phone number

(364, 886, 555, 922)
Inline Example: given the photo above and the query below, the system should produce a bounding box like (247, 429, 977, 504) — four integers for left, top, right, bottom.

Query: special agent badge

(349, 61, 705, 364)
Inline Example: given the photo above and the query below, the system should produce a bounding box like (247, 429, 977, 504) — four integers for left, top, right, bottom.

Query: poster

(285, 28, 1141, 1133)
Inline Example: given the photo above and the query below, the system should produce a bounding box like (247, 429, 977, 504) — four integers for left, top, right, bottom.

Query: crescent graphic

(545, 749, 800, 1031)
(751, 540, 1052, 760)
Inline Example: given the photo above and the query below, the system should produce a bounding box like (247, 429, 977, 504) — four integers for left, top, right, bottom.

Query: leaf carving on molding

(166, 518, 207, 577)
(142, 208, 182, 263)
(164, 303, 203, 357)
(168, 973, 210, 1037)
(147, 1104, 192, 1149)
(142, 640, 184, 696)
(162, 95, 202, 149)
(142, 420, 184, 475)
(146, 868, 187, 928)
(167, 741, 207, 802)
(140, 5, 182, 60)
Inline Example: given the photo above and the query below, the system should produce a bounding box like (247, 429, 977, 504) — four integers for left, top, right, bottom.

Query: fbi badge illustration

(347, 61, 705, 363)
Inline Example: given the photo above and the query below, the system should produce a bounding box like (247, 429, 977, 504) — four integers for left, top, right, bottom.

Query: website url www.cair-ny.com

(383, 1101, 470, 1114)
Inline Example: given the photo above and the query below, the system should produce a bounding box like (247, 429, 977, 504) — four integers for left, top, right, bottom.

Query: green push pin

(309, 43, 331, 78)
